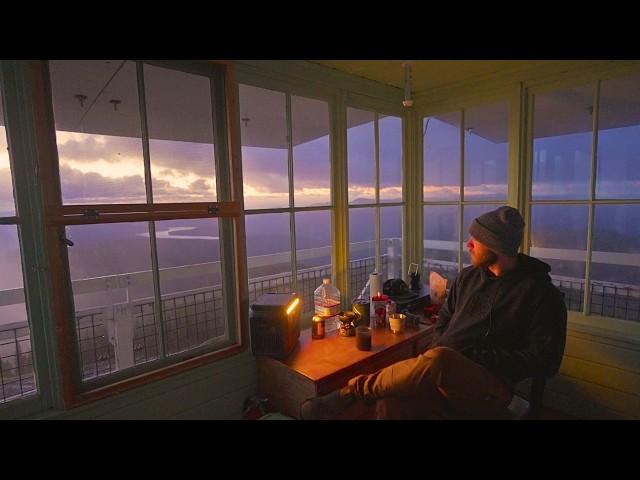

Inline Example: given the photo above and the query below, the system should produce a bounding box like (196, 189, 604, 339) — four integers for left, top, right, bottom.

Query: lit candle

(311, 315, 325, 339)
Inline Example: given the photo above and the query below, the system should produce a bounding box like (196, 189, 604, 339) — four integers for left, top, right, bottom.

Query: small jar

(311, 315, 325, 339)
(372, 294, 389, 328)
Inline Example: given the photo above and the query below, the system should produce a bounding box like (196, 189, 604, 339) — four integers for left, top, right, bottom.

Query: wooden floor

(540, 406, 577, 420)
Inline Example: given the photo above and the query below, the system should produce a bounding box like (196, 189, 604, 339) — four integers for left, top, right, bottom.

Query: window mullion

(374, 112, 381, 274)
(583, 81, 601, 315)
(286, 93, 298, 293)
(212, 64, 242, 345)
(458, 109, 465, 272)
(136, 61, 168, 360)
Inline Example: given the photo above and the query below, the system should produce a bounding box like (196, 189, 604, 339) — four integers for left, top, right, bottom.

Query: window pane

(532, 84, 594, 200)
(596, 73, 640, 200)
(66, 222, 156, 381)
(462, 204, 504, 266)
(590, 205, 640, 321)
(155, 219, 225, 355)
(380, 206, 402, 280)
(349, 207, 376, 298)
(49, 60, 146, 204)
(245, 213, 292, 303)
(0, 91, 16, 218)
(423, 205, 459, 282)
(144, 64, 217, 203)
(424, 112, 461, 201)
(292, 96, 330, 207)
(347, 108, 375, 204)
(239, 85, 289, 209)
(464, 103, 508, 200)
(295, 210, 332, 314)
(530, 205, 588, 312)
(379, 115, 402, 203)
(0, 226, 36, 403)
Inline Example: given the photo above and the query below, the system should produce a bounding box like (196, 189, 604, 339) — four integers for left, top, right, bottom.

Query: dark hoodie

(430, 254, 567, 388)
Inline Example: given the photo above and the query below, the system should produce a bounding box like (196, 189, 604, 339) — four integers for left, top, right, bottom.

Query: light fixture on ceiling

(74, 94, 88, 108)
(402, 61, 413, 108)
(109, 99, 121, 112)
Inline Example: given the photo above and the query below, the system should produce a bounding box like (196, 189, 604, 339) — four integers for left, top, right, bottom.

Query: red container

(372, 293, 389, 328)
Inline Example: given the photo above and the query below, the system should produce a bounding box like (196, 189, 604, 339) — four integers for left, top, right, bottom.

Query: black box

(390, 284, 431, 313)
(249, 292, 301, 359)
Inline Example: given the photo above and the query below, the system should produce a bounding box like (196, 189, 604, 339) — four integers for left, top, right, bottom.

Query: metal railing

(0, 250, 385, 403)
(2, 238, 638, 404)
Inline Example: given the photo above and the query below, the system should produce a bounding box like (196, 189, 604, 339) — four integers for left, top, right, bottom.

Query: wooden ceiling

(309, 60, 551, 93)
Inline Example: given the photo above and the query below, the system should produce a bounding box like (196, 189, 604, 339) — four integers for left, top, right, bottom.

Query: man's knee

(426, 346, 458, 374)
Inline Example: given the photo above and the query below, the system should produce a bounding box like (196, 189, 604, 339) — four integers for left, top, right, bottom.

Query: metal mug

(352, 300, 369, 327)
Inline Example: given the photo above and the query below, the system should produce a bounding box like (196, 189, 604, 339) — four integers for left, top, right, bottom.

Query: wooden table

(256, 322, 434, 419)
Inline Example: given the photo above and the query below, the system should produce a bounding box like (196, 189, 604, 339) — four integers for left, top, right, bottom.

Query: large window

(423, 102, 509, 283)
(0, 86, 37, 404)
(529, 74, 640, 321)
(239, 84, 332, 319)
(46, 60, 245, 405)
(347, 108, 403, 299)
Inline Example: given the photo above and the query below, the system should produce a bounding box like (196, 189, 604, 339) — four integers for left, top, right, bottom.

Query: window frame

(524, 78, 640, 322)
(239, 83, 334, 322)
(421, 103, 510, 277)
(346, 106, 405, 300)
(0, 61, 61, 416)
(35, 60, 247, 408)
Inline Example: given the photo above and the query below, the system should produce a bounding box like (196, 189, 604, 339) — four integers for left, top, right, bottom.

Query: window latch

(207, 205, 219, 214)
(83, 208, 100, 219)
(60, 235, 74, 247)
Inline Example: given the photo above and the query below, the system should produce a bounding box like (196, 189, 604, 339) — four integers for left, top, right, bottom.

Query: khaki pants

(347, 346, 513, 419)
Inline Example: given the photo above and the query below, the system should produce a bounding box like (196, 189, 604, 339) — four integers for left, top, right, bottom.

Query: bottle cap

(323, 278, 330, 285)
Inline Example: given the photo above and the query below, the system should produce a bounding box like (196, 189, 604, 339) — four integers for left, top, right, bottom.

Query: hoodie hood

(515, 253, 552, 280)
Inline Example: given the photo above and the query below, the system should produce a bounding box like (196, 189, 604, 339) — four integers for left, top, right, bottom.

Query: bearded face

(467, 236, 498, 268)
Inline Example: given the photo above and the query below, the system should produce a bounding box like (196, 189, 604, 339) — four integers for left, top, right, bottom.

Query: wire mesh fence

(2, 255, 638, 403)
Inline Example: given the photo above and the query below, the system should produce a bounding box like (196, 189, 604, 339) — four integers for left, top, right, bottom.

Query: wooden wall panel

(38, 352, 257, 420)
(541, 328, 640, 419)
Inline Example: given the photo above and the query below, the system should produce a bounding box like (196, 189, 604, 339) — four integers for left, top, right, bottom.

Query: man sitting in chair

(301, 206, 567, 420)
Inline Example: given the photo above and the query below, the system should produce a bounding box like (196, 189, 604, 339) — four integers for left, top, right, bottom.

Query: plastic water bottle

(314, 278, 341, 317)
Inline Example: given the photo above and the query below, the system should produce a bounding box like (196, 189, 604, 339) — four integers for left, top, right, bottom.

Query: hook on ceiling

(402, 61, 413, 108)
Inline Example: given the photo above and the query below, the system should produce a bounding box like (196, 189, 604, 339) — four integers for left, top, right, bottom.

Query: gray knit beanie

(468, 206, 525, 256)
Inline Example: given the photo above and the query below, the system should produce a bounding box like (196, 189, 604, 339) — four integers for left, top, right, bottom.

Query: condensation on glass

(380, 206, 402, 280)
(245, 212, 292, 303)
(0, 84, 37, 403)
(532, 84, 594, 200)
(590, 205, 640, 321)
(49, 60, 146, 205)
(423, 205, 460, 281)
(292, 95, 330, 207)
(0, 226, 36, 403)
(423, 111, 461, 202)
(530, 205, 588, 312)
(66, 222, 156, 381)
(348, 206, 376, 298)
(239, 84, 288, 210)
(295, 210, 332, 314)
(463, 102, 508, 201)
(347, 108, 375, 204)
(155, 218, 226, 355)
(0, 93, 16, 218)
(144, 64, 217, 203)
(379, 115, 402, 203)
(596, 73, 640, 200)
